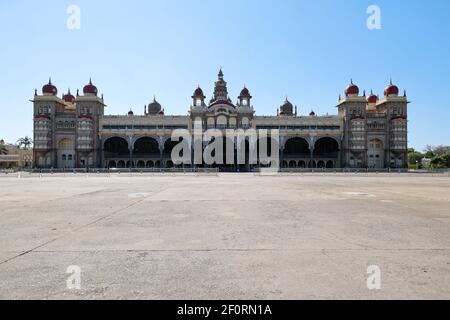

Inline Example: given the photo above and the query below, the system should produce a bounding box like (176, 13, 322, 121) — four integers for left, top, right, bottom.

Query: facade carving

(32, 72, 409, 170)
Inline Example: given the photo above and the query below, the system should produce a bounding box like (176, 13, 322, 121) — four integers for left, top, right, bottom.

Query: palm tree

(17, 136, 33, 150)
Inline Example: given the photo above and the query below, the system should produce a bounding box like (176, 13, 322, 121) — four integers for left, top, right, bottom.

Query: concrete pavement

(0, 173, 449, 299)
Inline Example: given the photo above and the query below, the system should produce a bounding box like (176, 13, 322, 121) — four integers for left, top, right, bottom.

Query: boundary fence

(0, 167, 448, 178)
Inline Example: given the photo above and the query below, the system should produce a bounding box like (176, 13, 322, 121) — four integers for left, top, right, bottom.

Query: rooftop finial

(49, 77, 52, 84)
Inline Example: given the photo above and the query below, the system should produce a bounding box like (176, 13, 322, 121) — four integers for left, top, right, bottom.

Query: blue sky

(0, 0, 449, 150)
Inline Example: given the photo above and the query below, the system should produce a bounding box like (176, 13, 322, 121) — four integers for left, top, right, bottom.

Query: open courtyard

(0, 172, 449, 299)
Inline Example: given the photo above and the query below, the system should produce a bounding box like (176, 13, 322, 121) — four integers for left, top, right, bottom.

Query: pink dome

(367, 92, 378, 104)
(384, 80, 399, 96)
(83, 79, 98, 95)
(42, 78, 57, 95)
(345, 80, 359, 96)
(63, 89, 75, 103)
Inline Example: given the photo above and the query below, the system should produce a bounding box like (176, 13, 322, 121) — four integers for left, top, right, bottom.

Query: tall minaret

(212, 68, 228, 102)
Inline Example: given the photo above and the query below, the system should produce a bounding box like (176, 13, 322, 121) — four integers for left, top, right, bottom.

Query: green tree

(408, 150, 423, 167)
(17, 136, 33, 150)
(424, 145, 450, 158)
(433, 145, 450, 157)
(430, 157, 444, 169)
(442, 154, 450, 168)
(424, 150, 435, 158)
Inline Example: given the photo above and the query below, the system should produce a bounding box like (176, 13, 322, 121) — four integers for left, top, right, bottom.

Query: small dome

(128, 109, 134, 116)
(63, 89, 75, 103)
(42, 78, 57, 95)
(193, 87, 204, 97)
(345, 79, 359, 96)
(148, 97, 162, 114)
(83, 79, 98, 95)
(384, 80, 399, 96)
(280, 98, 293, 115)
(309, 110, 316, 116)
(367, 91, 378, 104)
(240, 86, 251, 97)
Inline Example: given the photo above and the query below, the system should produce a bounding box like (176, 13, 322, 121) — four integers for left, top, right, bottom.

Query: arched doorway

(317, 160, 325, 168)
(57, 138, 75, 168)
(368, 139, 384, 168)
(284, 137, 310, 157)
(133, 137, 160, 156)
(163, 137, 188, 166)
(104, 137, 129, 158)
(136, 160, 145, 168)
(257, 136, 279, 166)
(166, 160, 174, 168)
(313, 137, 339, 158)
(284, 137, 309, 167)
(298, 160, 306, 168)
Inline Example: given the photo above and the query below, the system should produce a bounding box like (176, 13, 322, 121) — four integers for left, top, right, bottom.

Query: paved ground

(0, 172, 449, 299)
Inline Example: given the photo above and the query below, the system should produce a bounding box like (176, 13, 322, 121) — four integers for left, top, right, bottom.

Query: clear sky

(0, 0, 449, 150)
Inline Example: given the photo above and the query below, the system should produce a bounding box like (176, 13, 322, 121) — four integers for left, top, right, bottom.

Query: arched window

(241, 117, 249, 128)
(216, 115, 227, 128)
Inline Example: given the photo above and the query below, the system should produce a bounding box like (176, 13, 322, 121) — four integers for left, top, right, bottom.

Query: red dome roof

(384, 80, 399, 96)
(128, 109, 134, 116)
(309, 110, 316, 116)
(193, 87, 204, 97)
(83, 79, 98, 95)
(367, 91, 378, 104)
(209, 99, 236, 109)
(42, 78, 57, 95)
(63, 89, 75, 103)
(345, 80, 359, 96)
(240, 87, 251, 97)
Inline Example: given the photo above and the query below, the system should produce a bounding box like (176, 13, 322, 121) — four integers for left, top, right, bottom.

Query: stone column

(128, 136, 133, 168)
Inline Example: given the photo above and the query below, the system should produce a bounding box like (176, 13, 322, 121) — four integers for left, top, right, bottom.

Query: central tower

(212, 68, 229, 102)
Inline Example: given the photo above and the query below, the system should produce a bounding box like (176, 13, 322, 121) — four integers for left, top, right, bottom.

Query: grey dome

(280, 99, 293, 115)
(148, 97, 162, 114)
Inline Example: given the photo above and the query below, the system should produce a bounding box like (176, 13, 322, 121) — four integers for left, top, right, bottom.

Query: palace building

(31, 70, 409, 170)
